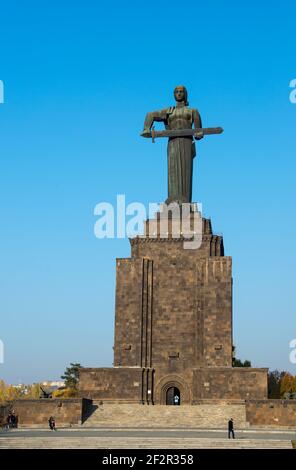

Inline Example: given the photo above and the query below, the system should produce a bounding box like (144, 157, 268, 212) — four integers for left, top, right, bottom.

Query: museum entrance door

(166, 386, 180, 405)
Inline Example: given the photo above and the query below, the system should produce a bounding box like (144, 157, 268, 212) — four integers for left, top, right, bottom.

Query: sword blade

(141, 127, 223, 139)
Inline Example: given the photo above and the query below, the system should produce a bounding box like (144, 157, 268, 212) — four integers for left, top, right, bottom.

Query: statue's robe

(143, 105, 202, 204)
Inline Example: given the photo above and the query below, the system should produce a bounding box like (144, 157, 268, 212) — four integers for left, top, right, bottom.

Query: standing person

(174, 394, 180, 405)
(5, 413, 12, 430)
(228, 418, 235, 439)
(48, 416, 53, 430)
(11, 411, 17, 429)
(48, 416, 56, 431)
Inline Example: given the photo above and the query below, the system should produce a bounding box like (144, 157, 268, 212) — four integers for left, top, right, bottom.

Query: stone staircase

(82, 402, 248, 429)
(0, 436, 292, 449)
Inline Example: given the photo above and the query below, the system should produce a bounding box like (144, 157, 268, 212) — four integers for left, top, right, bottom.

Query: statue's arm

(193, 108, 203, 140)
(142, 109, 168, 136)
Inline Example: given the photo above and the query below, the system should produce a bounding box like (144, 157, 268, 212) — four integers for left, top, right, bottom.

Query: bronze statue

(141, 85, 223, 204)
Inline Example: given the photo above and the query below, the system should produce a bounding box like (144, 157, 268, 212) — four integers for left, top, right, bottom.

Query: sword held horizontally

(141, 126, 223, 143)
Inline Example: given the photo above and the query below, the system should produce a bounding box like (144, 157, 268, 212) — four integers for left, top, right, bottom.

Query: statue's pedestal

(142, 203, 202, 244)
(79, 205, 268, 404)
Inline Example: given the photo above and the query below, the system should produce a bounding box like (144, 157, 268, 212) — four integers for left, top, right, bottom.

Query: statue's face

(174, 86, 186, 102)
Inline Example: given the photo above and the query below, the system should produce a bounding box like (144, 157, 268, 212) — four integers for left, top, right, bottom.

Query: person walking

(48, 416, 56, 431)
(11, 412, 18, 429)
(228, 418, 235, 439)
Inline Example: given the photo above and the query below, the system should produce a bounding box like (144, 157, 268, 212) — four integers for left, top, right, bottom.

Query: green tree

(232, 346, 251, 367)
(232, 358, 251, 367)
(61, 363, 83, 390)
(268, 370, 285, 398)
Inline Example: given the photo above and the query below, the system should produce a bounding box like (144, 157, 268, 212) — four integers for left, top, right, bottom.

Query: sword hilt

(151, 126, 155, 143)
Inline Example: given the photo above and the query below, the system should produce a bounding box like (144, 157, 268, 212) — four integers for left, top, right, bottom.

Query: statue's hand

(194, 130, 204, 140)
(141, 129, 151, 138)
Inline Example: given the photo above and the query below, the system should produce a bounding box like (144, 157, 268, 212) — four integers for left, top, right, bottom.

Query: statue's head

(174, 85, 188, 105)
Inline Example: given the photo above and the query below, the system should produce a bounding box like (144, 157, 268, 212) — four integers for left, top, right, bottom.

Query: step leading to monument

(82, 403, 248, 429)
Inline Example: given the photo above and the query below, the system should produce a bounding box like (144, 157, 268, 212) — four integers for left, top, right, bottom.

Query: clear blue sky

(0, 1, 295, 383)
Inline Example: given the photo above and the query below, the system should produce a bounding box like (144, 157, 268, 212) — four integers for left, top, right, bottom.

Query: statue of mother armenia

(141, 85, 223, 204)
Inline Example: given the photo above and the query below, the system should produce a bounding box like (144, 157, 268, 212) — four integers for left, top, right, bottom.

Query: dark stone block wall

(0, 403, 11, 425)
(113, 259, 144, 367)
(79, 210, 268, 402)
(246, 400, 296, 427)
(79, 367, 144, 402)
(5, 399, 86, 426)
(193, 368, 268, 400)
(114, 214, 233, 370)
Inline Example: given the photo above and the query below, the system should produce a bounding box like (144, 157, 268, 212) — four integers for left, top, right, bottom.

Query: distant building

(42, 381, 65, 388)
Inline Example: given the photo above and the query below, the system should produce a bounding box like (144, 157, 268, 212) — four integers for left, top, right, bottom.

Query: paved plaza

(0, 427, 295, 449)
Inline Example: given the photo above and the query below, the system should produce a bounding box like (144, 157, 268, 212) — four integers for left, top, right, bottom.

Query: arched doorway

(166, 386, 180, 405)
(156, 375, 190, 405)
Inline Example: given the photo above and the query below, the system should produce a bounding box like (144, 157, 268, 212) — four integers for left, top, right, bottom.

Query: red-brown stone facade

(79, 210, 268, 403)
(246, 400, 296, 427)
(4, 399, 88, 426)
